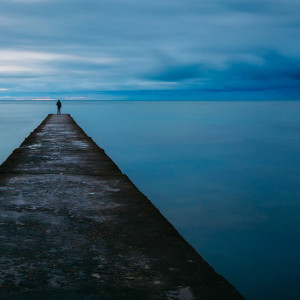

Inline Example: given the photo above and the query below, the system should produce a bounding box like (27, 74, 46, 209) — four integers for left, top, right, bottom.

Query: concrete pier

(0, 114, 243, 299)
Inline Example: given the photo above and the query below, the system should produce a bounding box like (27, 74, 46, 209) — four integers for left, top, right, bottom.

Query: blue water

(1, 100, 300, 299)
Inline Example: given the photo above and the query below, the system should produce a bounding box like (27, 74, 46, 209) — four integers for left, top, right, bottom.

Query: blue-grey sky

(0, 0, 299, 100)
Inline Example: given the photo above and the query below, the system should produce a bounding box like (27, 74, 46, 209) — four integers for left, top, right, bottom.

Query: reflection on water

(1, 100, 300, 299)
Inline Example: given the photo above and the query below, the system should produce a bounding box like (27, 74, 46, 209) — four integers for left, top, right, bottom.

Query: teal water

(1, 100, 300, 299)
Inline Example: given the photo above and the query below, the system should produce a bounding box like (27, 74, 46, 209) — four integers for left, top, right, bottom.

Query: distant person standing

(56, 99, 62, 114)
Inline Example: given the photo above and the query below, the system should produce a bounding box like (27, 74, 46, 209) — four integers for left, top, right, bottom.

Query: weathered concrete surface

(0, 114, 244, 299)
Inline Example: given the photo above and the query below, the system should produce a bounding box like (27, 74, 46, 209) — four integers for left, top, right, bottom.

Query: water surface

(0, 100, 299, 299)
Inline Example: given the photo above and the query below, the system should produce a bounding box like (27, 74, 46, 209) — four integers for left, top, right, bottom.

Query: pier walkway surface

(0, 114, 243, 299)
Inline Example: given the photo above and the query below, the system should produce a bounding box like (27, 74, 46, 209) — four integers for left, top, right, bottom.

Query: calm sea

(0, 100, 299, 299)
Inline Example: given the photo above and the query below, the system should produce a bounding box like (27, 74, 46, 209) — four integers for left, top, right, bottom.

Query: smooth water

(0, 100, 299, 299)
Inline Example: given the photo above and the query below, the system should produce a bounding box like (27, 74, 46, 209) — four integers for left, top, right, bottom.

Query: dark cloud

(149, 64, 201, 81)
(146, 51, 300, 91)
(224, 52, 300, 87)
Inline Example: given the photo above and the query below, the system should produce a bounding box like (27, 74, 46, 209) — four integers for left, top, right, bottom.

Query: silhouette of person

(56, 100, 62, 114)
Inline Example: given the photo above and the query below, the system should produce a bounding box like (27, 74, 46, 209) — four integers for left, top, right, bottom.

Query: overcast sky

(0, 0, 299, 100)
